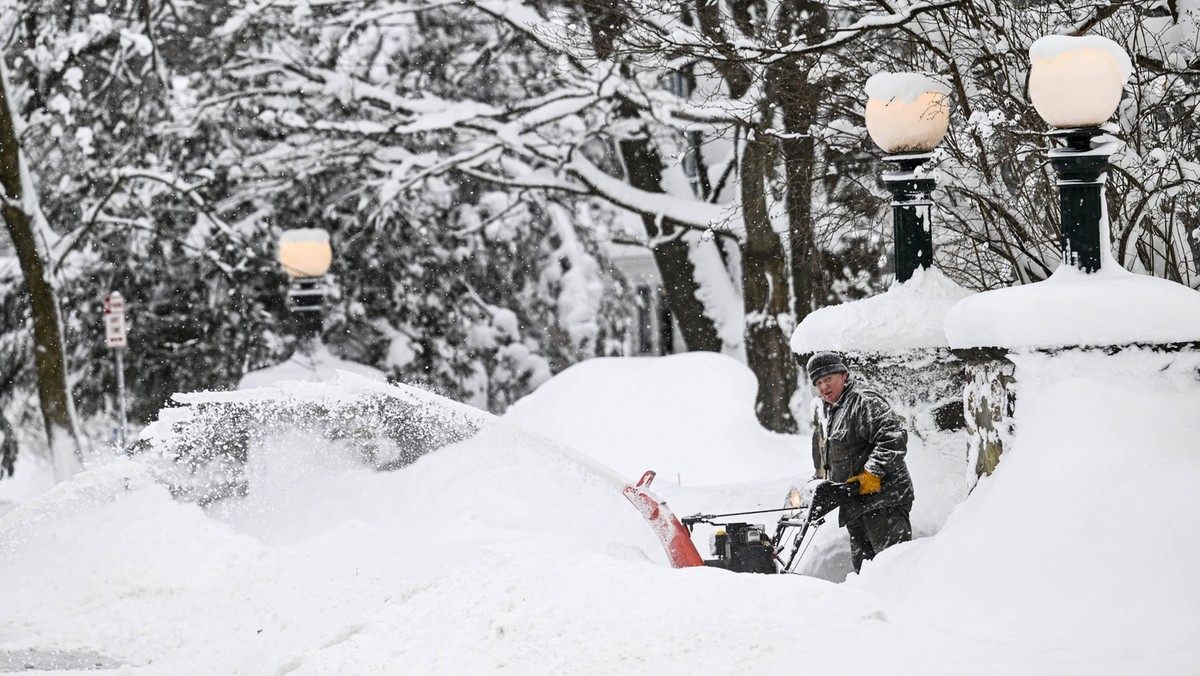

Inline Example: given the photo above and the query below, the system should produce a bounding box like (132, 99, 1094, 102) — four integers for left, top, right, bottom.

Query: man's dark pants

(846, 504, 912, 572)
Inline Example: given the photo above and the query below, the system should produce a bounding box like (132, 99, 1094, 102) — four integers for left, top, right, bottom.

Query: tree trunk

(580, 1, 720, 355)
(0, 62, 85, 480)
(779, 88, 824, 320)
(618, 133, 724, 353)
(770, 1, 830, 321)
(740, 128, 798, 433)
(582, 1, 725, 354)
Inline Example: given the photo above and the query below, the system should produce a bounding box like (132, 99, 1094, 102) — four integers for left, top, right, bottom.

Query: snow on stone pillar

(943, 36, 1144, 480)
(957, 348, 1015, 479)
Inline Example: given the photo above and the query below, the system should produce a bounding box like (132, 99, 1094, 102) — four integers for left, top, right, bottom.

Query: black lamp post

(278, 229, 333, 352)
(288, 278, 326, 346)
(865, 73, 951, 283)
(1045, 128, 1116, 273)
(882, 154, 937, 283)
(1028, 36, 1132, 273)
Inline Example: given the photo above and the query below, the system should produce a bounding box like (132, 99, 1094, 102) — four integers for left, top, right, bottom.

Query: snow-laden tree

(0, 0, 182, 478)
(8, 0, 1193, 474)
(0, 60, 87, 479)
(0, 0, 633, 486)
(871, 0, 1200, 289)
(196, 1, 631, 412)
(213, 0, 962, 432)
(0, 0, 307, 472)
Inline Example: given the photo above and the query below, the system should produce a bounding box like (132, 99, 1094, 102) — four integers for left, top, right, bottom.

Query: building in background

(607, 243, 684, 356)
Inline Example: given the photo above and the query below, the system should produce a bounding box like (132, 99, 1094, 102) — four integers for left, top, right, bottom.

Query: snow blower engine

(683, 479, 856, 574)
(682, 519, 777, 574)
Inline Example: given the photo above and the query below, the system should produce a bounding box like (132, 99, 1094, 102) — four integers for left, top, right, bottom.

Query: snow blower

(622, 471, 854, 574)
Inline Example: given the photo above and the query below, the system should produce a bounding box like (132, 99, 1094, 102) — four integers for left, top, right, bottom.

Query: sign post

(104, 292, 128, 451)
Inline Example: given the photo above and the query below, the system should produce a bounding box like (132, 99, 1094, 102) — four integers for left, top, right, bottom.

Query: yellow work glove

(847, 471, 881, 495)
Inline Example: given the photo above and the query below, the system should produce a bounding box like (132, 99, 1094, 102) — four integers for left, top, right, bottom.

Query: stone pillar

(959, 353, 1016, 479)
(837, 348, 965, 432)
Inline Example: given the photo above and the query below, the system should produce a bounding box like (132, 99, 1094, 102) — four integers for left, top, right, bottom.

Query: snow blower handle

(805, 480, 856, 522)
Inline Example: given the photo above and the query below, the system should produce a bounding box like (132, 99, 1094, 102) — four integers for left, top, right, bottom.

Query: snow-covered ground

(0, 349, 1198, 674)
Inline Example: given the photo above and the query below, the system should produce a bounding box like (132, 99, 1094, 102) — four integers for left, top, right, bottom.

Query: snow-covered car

(135, 373, 487, 505)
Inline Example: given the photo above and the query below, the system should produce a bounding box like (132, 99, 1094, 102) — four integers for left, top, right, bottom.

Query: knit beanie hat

(806, 351, 848, 384)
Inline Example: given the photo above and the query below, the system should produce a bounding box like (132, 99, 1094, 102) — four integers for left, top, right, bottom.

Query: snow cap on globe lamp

(1028, 35, 1132, 128)
(865, 72, 951, 154)
(278, 228, 333, 278)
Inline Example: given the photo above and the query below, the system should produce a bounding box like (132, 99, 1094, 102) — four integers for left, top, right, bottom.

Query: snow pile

(0, 453, 54, 519)
(0, 426, 671, 673)
(502, 352, 806, 486)
(946, 263, 1200, 349)
(853, 349, 1200, 672)
(1028, 35, 1133, 80)
(790, 267, 974, 353)
(0, 374, 969, 674)
(1, 347, 1198, 673)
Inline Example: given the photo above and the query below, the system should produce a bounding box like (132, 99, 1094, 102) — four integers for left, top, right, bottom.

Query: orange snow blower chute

(624, 472, 858, 574)
(622, 471, 705, 568)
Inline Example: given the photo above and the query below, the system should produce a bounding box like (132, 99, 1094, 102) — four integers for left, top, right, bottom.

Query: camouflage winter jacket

(811, 380, 914, 525)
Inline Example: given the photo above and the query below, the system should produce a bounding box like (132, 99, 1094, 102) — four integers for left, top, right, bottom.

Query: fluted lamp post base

(882, 152, 937, 284)
(1046, 127, 1119, 274)
(288, 278, 326, 351)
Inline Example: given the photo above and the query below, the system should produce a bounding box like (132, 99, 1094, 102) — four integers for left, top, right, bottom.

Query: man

(808, 351, 914, 573)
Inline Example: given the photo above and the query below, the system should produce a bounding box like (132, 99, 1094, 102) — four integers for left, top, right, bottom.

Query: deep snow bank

(0, 440, 983, 675)
(0, 375, 977, 675)
(852, 349, 1200, 672)
(0, 377, 684, 673)
(502, 352, 807, 486)
(3, 351, 1197, 674)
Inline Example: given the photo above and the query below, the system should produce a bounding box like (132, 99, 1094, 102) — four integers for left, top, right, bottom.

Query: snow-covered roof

(790, 267, 974, 354)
